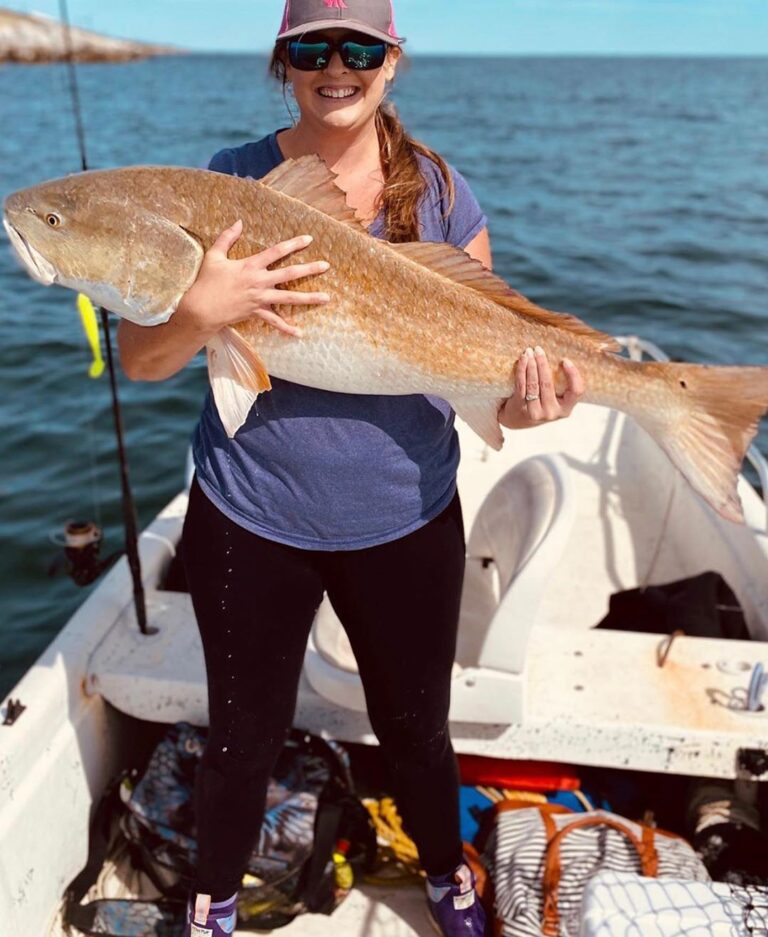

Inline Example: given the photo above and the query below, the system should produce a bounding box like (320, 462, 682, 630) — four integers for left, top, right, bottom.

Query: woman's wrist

(174, 288, 221, 344)
(117, 306, 213, 382)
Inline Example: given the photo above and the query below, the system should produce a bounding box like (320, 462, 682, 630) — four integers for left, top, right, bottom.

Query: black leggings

(182, 477, 466, 899)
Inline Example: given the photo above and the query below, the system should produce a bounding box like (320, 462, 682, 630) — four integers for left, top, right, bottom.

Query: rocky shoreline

(0, 7, 180, 63)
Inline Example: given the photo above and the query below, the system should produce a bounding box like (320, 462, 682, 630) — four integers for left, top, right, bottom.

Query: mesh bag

(580, 870, 768, 936)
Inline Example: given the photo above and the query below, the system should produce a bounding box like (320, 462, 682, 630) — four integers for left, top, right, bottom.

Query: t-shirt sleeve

(442, 165, 488, 249)
(207, 148, 237, 175)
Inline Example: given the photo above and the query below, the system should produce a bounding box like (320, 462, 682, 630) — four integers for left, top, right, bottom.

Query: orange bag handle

(481, 801, 576, 935)
(540, 813, 658, 936)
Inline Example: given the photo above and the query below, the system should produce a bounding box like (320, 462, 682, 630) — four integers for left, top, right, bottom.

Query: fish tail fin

(634, 362, 768, 523)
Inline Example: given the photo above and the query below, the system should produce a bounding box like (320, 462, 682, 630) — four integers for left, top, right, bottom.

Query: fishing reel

(48, 521, 122, 587)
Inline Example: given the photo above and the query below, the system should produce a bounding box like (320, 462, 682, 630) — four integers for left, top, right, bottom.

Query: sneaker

(426, 861, 489, 936)
(182, 891, 238, 937)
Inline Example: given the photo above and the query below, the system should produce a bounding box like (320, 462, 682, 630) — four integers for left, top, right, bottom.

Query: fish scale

(4, 156, 768, 523)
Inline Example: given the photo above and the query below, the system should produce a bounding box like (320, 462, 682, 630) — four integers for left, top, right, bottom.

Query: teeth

(318, 87, 358, 99)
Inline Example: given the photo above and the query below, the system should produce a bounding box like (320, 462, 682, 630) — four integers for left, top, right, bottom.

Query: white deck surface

(242, 883, 436, 937)
(84, 584, 768, 778)
(49, 882, 437, 937)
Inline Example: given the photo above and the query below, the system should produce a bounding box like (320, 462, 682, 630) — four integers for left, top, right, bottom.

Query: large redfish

(4, 156, 768, 522)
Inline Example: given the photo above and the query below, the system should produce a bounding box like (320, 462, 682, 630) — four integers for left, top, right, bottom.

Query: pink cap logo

(324, 0, 348, 7)
(279, 1, 291, 33)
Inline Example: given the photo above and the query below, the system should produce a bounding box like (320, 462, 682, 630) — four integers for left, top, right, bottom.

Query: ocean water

(0, 55, 766, 698)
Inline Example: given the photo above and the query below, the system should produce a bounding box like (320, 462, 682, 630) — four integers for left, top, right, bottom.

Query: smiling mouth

(317, 87, 359, 100)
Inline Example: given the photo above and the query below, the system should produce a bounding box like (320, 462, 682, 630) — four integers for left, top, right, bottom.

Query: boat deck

(255, 884, 434, 937)
(48, 881, 437, 937)
(84, 583, 768, 778)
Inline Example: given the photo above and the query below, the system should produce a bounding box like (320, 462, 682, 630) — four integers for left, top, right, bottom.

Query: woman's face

(285, 29, 400, 133)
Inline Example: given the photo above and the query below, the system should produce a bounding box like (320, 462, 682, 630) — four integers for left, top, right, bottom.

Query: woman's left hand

(498, 346, 585, 429)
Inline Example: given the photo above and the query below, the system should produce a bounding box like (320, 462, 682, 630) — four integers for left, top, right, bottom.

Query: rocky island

(0, 7, 180, 63)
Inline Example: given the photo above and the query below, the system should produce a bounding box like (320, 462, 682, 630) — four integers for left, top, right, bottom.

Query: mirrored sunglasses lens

(289, 41, 330, 69)
(341, 41, 387, 70)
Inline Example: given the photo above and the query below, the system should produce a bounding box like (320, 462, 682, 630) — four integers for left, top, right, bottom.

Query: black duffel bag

(596, 570, 749, 640)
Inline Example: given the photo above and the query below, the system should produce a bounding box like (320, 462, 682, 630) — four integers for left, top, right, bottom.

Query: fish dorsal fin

(260, 155, 370, 234)
(390, 241, 621, 353)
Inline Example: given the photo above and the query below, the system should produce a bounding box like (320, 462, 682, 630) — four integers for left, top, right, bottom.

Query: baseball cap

(276, 0, 405, 46)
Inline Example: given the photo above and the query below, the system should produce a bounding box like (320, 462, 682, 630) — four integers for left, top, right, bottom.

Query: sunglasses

(287, 33, 389, 71)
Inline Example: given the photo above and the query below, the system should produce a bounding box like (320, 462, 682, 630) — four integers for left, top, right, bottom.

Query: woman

(118, 2, 585, 934)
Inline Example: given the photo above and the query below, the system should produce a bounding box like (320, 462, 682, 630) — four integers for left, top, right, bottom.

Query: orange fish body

(4, 156, 768, 522)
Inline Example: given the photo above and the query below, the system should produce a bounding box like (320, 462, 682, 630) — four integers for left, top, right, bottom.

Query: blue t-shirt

(192, 130, 487, 550)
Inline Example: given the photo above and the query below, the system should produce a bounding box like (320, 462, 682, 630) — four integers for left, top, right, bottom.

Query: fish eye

(45, 213, 62, 228)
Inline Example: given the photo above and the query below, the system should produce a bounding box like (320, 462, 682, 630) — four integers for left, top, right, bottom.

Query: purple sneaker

(182, 891, 238, 937)
(426, 861, 489, 936)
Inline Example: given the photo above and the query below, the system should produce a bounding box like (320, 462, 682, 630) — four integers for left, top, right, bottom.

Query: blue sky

(12, 0, 768, 55)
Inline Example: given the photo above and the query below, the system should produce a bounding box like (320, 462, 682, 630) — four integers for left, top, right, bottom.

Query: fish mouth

(2, 216, 58, 286)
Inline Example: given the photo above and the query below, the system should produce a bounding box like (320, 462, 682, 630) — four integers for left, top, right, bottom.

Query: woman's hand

(177, 220, 331, 339)
(118, 222, 331, 382)
(498, 346, 585, 429)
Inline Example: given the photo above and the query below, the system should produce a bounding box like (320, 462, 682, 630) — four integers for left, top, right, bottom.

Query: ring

(525, 393, 540, 402)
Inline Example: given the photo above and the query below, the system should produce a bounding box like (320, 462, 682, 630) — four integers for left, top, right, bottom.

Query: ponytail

(269, 43, 455, 242)
(374, 101, 455, 242)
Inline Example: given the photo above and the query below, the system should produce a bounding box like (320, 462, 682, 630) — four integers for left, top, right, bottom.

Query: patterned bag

(481, 802, 710, 937)
(64, 722, 376, 935)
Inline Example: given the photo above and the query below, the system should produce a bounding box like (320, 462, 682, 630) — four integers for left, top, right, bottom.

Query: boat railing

(617, 334, 768, 528)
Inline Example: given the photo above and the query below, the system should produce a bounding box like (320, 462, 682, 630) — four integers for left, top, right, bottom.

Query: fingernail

(534, 345, 544, 356)
(563, 357, 573, 367)
(302, 235, 313, 244)
(318, 261, 331, 271)
(319, 293, 330, 301)
(525, 347, 534, 358)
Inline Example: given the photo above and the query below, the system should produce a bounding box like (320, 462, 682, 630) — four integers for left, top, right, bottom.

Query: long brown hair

(269, 42, 455, 242)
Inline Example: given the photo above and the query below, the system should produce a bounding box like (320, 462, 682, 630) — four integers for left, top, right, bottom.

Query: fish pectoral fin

(121, 214, 205, 325)
(206, 327, 272, 438)
(449, 397, 505, 450)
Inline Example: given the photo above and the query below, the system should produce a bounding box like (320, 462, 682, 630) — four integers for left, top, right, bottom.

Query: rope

(361, 789, 550, 887)
(640, 472, 677, 590)
(747, 662, 768, 712)
(476, 786, 548, 806)
(362, 797, 424, 886)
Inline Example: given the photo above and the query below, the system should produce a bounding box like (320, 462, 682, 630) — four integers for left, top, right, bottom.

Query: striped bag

(481, 803, 710, 936)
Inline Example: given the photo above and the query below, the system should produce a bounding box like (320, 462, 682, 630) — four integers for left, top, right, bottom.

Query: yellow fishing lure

(77, 293, 105, 378)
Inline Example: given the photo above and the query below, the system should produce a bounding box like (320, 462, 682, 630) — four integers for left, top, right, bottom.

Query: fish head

(3, 168, 204, 326)
(3, 182, 74, 287)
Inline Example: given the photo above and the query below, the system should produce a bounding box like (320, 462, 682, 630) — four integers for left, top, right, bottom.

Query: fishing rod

(58, 0, 149, 635)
